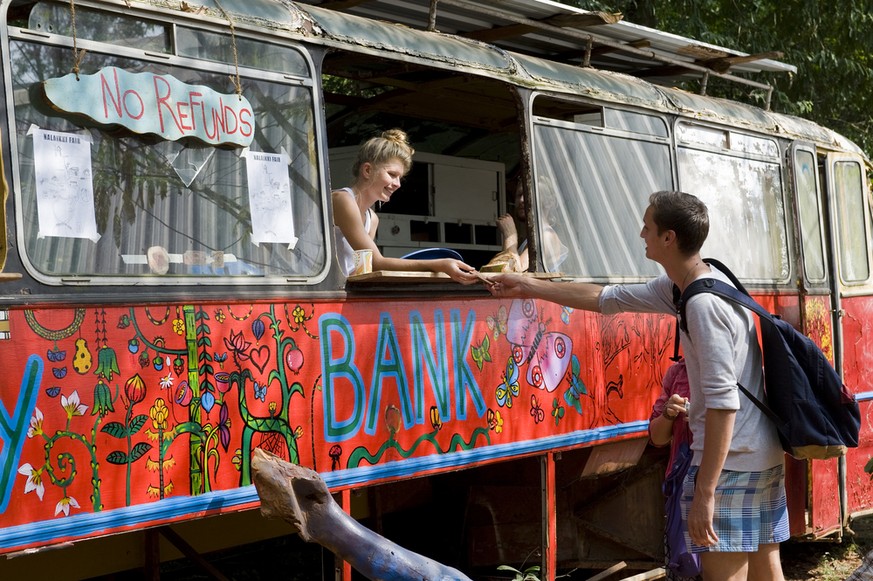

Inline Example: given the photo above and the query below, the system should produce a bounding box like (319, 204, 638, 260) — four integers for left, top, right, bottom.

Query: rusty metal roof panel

(512, 52, 670, 109)
(293, 0, 796, 82)
(300, 3, 517, 72)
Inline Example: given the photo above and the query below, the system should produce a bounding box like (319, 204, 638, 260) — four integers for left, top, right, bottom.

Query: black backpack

(674, 258, 861, 460)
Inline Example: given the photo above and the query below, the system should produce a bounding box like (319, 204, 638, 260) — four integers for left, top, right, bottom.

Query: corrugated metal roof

(294, 0, 796, 84)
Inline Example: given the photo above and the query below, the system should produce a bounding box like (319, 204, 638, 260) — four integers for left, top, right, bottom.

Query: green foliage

(497, 564, 542, 581)
(562, 0, 873, 156)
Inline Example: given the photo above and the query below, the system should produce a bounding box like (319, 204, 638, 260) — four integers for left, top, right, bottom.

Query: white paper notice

(243, 149, 298, 248)
(30, 126, 100, 242)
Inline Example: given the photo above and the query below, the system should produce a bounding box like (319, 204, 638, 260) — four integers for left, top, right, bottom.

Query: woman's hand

(435, 259, 479, 285)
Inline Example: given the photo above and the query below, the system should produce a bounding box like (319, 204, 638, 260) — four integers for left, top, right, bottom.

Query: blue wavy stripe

(0, 421, 647, 550)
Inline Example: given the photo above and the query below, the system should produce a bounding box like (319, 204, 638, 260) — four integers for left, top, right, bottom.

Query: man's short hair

(648, 191, 709, 255)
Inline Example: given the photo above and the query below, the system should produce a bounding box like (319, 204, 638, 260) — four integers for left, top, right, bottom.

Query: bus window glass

(730, 133, 779, 157)
(676, 123, 728, 149)
(9, 40, 325, 280)
(603, 109, 668, 138)
(532, 122, 671, 279)
(677, 147, 788, 281)
(177, 28, 309, 77)
(833, 160, 869, 282)
(26, 2, 171, 52)
(793, 148, 826, 282)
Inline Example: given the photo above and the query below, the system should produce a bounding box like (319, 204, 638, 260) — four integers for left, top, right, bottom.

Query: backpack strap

(673, 260, 786, 431)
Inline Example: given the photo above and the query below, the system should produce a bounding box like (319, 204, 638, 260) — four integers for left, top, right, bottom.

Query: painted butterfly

(486, 305, 508, 339)
(506, 298, 572, 392)
(563, 354, 588, 414)
(530, 394, 544, 424)
(496, 357, 520, 408)
(254, 381, 267, 402)
(471, 334, 492, 371)
(551, 397, 565, 425)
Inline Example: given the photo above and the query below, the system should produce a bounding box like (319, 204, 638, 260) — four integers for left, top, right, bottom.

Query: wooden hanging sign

(43, 67, 254, 147)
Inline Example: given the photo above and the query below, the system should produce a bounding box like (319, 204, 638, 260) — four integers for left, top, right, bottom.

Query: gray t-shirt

(599, 270, 784, 471)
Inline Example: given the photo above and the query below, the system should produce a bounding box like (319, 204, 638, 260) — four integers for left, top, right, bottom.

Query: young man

(487, 191, 787, 581)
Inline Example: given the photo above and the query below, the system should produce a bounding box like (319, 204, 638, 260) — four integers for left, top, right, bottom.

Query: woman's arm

(332, 190, 478, 284)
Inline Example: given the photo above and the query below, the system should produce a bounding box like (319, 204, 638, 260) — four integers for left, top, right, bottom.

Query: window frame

(3, 3, 331, 286)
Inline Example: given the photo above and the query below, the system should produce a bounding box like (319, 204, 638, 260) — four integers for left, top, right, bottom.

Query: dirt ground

(781, 514, 873, 581)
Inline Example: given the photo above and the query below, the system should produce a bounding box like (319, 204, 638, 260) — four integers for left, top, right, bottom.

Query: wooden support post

(144, 528, 160, 581)
(541, 453, 557, 581)
(158, 526, 231, 581)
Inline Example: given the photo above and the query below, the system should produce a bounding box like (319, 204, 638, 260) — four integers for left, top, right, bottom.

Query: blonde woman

(332, 129, 478, 283)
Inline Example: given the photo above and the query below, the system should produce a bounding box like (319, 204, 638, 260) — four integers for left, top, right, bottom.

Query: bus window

(603, 108, 669, 138)
(25, 1, 171, 52)
(531, 97, 672, 280)
(7, 5, 326, 283)
(677, 122, 788, 282)
(831, 158, 870, 283)
(792, 146, 827, 283)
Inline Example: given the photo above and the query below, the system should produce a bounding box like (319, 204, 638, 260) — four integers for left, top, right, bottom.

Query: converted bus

(0, 0, 870, 578)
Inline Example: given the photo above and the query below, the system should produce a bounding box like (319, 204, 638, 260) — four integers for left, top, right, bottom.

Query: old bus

(0, 0, 869, 578)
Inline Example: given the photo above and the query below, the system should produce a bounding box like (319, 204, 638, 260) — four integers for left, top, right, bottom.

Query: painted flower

(218, 403, 231, 452)
(218, 402, 230, 452)
(125, 374, 147, 405)
(61, 391, 88, 420)
(172, 318, 185, 336)
(294, 425, 304, 440)
(223, 330, 251, 361)
(138, 350, 151, 368)
(27, 407, 44, 438)
(92, 380, 114, 417)
(174, 380, 193, 406)
(329, 445, 343, 470)
(429, 405, 442, 431)
(95, 345, 120, 381)
(150, 398, 169, 430)
(54, 495, 80, 517)
(214, 308, 226, 323)
(214, 371, 231, 393)
(18, 463, 45, 500)
(285, 348, 304, 374)
(385, 404, 402, 436)
(160, 373, 174, 389)
(251, 319, 265, 341)
(172, 356, 184, 376)
(201, 390, 216, 413)
(292, 305, 306, 324)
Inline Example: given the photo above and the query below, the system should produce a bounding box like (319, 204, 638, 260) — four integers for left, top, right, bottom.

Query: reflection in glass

(793, 149, 826, 282)
(10, 40, 325, 279)
(833, 160, 869, 283)
(533, 123, 671, 279)
(678, 147, 788, 281)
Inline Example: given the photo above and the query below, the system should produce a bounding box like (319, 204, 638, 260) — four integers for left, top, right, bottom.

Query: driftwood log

(251, 448, 473, 581)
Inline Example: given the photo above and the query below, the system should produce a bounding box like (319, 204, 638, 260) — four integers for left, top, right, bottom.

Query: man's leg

(700, 551, 748, 581)
(748, 542, 784, 581)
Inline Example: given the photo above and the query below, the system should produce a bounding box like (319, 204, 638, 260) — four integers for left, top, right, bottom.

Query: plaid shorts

(681, 464, 789, 553)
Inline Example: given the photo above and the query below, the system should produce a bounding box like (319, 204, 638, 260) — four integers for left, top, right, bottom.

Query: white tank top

(334, 187, 372, 276)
